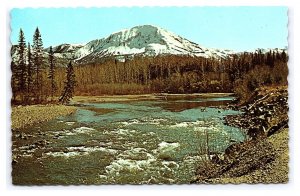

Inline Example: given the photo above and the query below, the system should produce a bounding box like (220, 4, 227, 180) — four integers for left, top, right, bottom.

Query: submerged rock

(156, 142, 180, 161)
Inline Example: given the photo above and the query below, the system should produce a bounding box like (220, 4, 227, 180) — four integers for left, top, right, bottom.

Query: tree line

(72, 50, 287, 97)
(11, 28, 76, 105)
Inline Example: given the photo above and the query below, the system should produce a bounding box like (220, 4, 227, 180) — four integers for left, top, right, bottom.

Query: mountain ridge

(49, 25, 235, 63)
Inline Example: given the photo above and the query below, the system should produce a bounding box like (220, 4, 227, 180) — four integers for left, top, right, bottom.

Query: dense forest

(11, 27, 288, 105)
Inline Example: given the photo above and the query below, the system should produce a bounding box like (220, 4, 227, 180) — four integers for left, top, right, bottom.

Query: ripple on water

(68, 127, 96, 135)
(105, 158, 157, 175)
(49, 126, 96, 138)
(44, 146, 118, 158)
(120, 118, 169, 126)
(65, 122, 75, 126)
(104, 128, 139, 136)
(117, 147, 154, 160)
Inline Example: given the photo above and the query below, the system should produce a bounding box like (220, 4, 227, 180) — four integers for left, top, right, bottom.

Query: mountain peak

(127, 24, 159, 29)
(71, 24, 234, 64)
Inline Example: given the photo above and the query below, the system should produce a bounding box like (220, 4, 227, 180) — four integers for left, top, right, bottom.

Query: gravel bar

(11, 105, 77, 129)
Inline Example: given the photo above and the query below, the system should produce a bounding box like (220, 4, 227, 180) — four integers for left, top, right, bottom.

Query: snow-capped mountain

(11, 25, 287, 65)
(68, 25, 234, 63)
(12, 25, 235, 64)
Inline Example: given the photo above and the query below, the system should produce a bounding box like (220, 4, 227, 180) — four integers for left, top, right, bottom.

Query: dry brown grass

(11, 105, 77, 129)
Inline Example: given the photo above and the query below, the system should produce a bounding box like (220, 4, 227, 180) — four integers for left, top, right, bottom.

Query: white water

(13, 96, 245, 184)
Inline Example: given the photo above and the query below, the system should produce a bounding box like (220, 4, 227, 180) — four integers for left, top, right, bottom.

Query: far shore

(72, 93, 234, 103)
(11, 93, 233, 130)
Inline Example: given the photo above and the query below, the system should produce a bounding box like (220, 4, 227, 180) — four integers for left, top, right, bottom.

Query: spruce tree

(59, 61, 76, 104)
(32, 27, 44, 102)
(17, 28, 27, 99)
(48, 46, 56, 100)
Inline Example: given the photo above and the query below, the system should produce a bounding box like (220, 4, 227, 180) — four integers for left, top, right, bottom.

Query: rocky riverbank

(11, 105, 77, 129)
(192, 85, 289, 183)
(225, 85, 288, 138)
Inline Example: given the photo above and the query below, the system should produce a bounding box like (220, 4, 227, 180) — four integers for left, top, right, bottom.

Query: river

(12, 95, 245, 185)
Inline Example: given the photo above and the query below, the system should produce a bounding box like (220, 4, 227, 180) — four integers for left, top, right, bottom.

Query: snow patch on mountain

(71, 25, 234, 63)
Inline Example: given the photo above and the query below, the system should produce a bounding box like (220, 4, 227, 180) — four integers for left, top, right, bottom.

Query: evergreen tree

(11, 61, 17, 102)
(272, 51, 276, 67)
(17, 29, 27, 96)
(59, 61, 76, 104)
(281, 50, 288, 62)
(48, 46, 56, 100)
(32, 27, 44, 101)
(266, 50, 273, 67)
(257, 49, 263, 65)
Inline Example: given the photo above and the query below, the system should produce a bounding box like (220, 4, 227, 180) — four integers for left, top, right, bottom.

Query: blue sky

(11, 7, 287, 51)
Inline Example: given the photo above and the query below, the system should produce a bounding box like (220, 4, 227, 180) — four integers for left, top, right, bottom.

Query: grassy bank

(11, 105, 77, 129)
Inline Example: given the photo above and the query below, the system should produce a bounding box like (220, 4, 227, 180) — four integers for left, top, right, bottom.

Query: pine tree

(59, 61, 76, 104)
(32, 27, 44, 102)
(48, 46, 56, 100)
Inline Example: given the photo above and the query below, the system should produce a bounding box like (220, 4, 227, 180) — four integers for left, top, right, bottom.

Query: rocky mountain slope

(70, 25, 234, 63)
